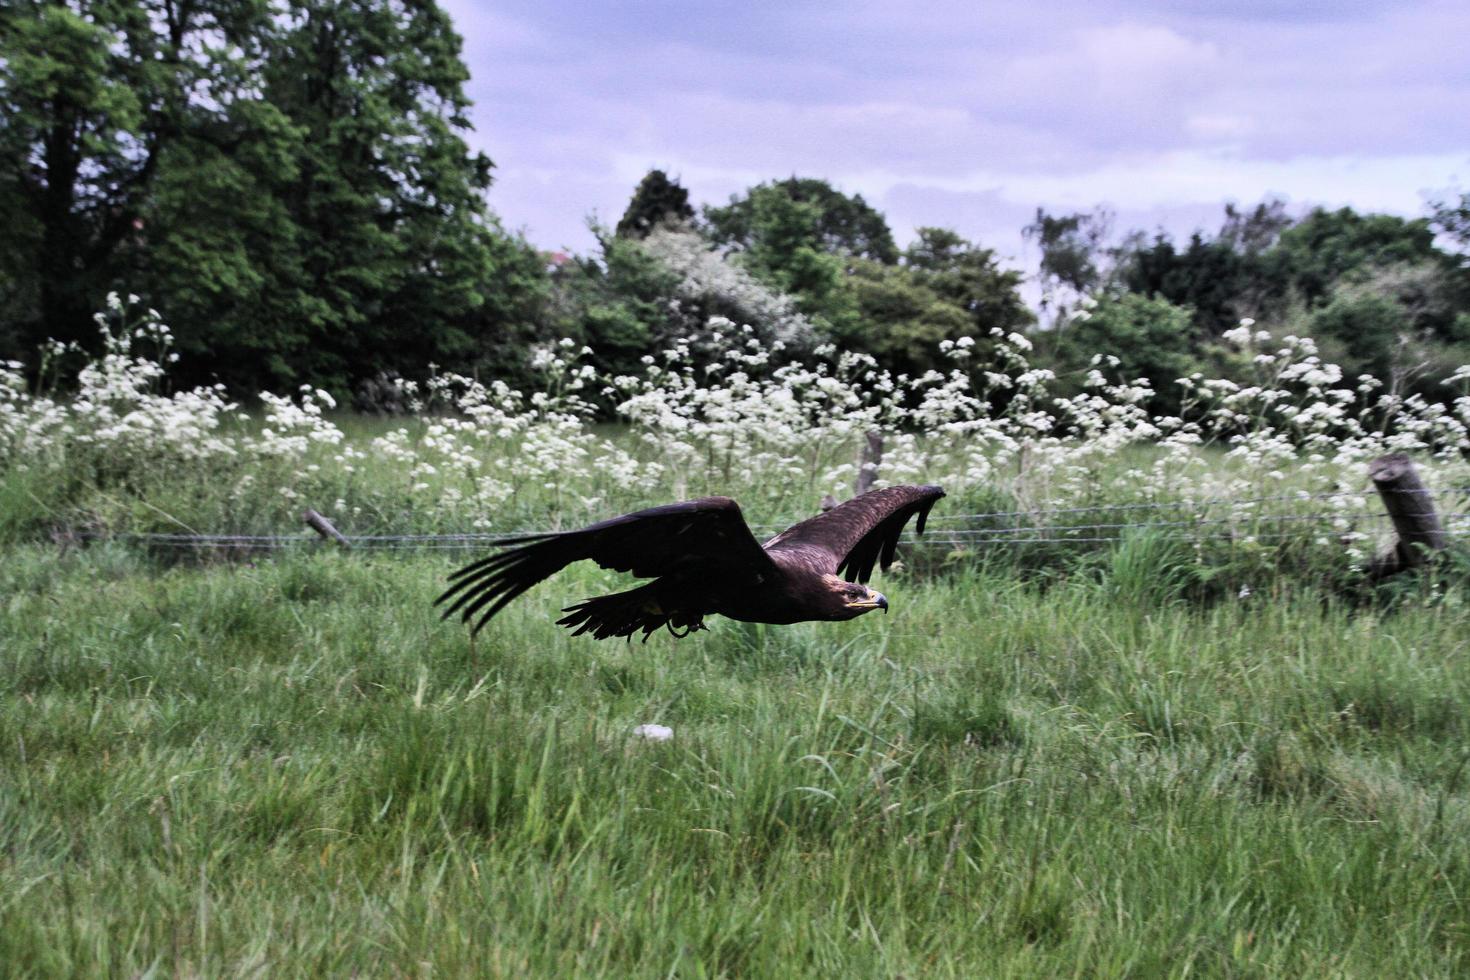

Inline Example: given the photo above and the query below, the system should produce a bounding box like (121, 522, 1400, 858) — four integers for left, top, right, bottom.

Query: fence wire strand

(71, 485, 1470, 556)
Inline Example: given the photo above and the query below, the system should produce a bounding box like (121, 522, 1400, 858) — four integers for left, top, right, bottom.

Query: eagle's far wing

(436, 497, 775, 634)
(763, 484, 945, 583)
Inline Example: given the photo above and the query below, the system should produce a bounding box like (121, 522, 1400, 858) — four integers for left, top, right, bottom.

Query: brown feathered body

(436, 485, 945, 640)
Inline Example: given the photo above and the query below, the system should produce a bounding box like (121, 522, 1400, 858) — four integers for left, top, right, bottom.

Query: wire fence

(65, 485, 1470, 556)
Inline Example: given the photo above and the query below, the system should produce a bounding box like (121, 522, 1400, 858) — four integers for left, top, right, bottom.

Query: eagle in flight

(436, 484, 945, 640)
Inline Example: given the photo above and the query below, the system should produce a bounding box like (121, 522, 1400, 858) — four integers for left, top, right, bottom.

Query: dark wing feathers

(436, 497, 773, 635)
(764, 484, 945, 583)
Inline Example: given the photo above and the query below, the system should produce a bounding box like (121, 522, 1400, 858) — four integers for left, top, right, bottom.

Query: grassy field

(4, 540, 1470, 976)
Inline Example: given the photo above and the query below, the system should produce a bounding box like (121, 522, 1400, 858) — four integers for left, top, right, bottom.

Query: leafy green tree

(691, 184, 854, 324)
(704, 177, 898, 264)
(1119, 203, 1450, 340)
(1308, 294, 1404, 383)
(1023, 207, 1112, 317)
(838, 229, 1030, 378)
(902, 226, 970, 271)
(546, 228, 686, 381)
(616, 170, 694, 238)
(1273, 207, 1442, 307)
(1280, 210, 1462, 398)
(1307, 261, 1467, 397)
(904, 228, 1031, 336)
(0, 0, 272, 355)
(1052, 293, 1202, 411)
(1117, 201, 1306, 336)
(740, 188, 851, 320)
(1119, 231, 1268, 336)
(2, 0, 544, 394)
(843, 259, 971, 377)
(210, 0, 517, 393)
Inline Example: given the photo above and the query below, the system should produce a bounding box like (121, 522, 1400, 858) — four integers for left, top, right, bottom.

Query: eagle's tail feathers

(557, 585, 701, 642)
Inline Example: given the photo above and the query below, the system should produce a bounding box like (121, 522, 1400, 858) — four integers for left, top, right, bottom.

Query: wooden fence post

(820, 431, 886, 512)
(1367, 453, 1446, 578)
(856, 430, 883, 497)
(303, 509, 352, 549)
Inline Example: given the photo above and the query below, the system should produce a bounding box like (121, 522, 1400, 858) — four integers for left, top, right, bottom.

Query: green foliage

(557, 177, 912, 386)
(1120, 231, 1264, 336)
(615, 169, 695, 238)
(1115, 201, 1463, 364)
(1023, 207, 1112, 317)
(0, 0, 272, 354)
(839, 230, 1031, 377)
(702, 198, 1033, 378)
(1309, 294, 1409, 382)
(704, 176, 898, 264)
(0, 0, 547, 395)
(842, 258, 972, 376)
(905, 228, 1032, 335)
(1306, 261, 1465, 395)
(1275, 206, 1443, 306)
(4, 0, 1465, 411)
(183, 0, 537, 395)
(740, 187, 852, 320)
(546, 229, 685, 379)
(1052, 293, 1202, 409)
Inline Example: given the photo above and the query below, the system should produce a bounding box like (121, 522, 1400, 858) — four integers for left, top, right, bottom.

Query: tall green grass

(4, 546, 1470, 974)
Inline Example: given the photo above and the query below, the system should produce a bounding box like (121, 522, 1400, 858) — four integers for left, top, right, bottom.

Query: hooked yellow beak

(846, 592, 889, 613)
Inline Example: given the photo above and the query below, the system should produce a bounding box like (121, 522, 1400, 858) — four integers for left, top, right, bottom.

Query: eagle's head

(821, 576, 888, 620)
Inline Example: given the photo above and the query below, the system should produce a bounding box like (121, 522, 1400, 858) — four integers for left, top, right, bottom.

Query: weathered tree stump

(1367, 453, 1446, 578)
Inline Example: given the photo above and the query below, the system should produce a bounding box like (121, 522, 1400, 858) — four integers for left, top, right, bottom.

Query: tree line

(4, 0, 1468, 411)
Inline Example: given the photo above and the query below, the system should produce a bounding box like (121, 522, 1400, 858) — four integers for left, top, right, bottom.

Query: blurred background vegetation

(3, 0, 1469, 412)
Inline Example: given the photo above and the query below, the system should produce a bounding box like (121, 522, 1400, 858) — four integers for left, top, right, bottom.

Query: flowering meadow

(8, 298, 1470, 974)
(3, 294, 1468, 569)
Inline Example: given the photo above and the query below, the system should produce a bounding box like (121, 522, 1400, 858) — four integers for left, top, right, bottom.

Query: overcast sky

(440, 0, 1470, 266)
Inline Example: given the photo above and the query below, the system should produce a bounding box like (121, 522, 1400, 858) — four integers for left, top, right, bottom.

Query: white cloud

(953, 150, 1470, 213)
(454, 0, 1470, 253)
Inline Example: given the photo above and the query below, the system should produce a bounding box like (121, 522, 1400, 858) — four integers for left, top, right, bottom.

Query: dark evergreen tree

(1119, 231, 1262, 336)
(615, 170, 694, 238)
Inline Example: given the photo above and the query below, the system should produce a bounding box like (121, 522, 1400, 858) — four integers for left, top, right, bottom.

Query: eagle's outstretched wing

(763, 485, 945, 583)
(436, 497, 774, 634)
